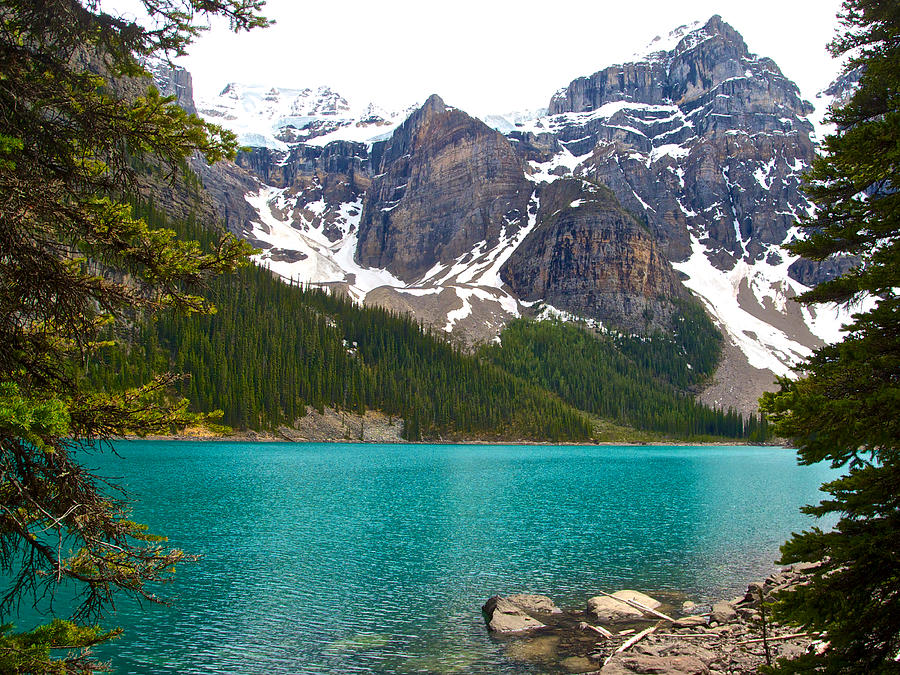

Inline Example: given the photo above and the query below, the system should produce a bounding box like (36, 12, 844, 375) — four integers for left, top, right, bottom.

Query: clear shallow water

(13, 442, 836, 673)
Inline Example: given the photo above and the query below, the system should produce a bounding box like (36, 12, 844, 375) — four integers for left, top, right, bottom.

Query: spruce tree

(759, 1, 900, 671)
(0, 0, 267, 670)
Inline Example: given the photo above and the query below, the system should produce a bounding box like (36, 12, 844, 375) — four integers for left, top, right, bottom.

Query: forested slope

(481, 319, 770, 440)
(85, 201, 768, 442)
(84, 202, 593, 441)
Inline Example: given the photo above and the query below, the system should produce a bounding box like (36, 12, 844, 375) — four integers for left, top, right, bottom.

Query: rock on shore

(484, 564, 819, 674)
(587, 590, 662, 623)
(482, 596, 548, 633)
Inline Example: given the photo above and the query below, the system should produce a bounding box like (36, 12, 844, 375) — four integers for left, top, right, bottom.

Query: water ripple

(14, 442, 836, 674)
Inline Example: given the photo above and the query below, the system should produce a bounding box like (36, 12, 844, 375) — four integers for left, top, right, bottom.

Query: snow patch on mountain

(246, 186, 405, 298)
(482, 108, 549, 133)
(634, 21, 703, 63)
(672, 235, 854, 376)
(197, 83, 411, 150)
(674, 238, 806, 376)
(242, 179, 530, 340)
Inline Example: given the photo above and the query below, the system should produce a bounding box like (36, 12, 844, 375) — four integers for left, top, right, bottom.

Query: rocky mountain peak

(676, 14, 747, 56)
(421, 93, 447, 113)
(196, 82, 408, 150)
(357, 95, 531, 280)
(547, 16, 802, 116)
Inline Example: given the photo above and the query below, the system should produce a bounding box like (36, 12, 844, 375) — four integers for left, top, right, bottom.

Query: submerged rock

(587, 590, 662, 623)
(482, 595, 546, 633)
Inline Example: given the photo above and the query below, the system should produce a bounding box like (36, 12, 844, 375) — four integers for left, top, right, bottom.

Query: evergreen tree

(759, 1, 900, 671)
(482, 318, 760, 440)
(0, 1, 266, 671)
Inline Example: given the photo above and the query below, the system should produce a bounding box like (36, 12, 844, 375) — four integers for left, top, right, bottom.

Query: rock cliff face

(502, 179, 684, 332)
(356, 95, 532, 280)
(233, 141, 372, 244)
(146, 58, 197, 115)
(536, 15, 818, 273)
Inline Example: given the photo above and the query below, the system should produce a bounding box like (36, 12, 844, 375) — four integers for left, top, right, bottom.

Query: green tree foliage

(0, 0, 267, 671)
(482, 318, 767, 440)
(86, 201, 594, 443)
(759, 1, 900, 671)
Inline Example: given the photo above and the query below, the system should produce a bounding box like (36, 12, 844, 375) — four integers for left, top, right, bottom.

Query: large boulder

(506, 594, 562, 615)
(711, 601, 738, 624)
(586, 591, 661, 623)
(482, 595, 546, 633)
(600, 654, 710, 675)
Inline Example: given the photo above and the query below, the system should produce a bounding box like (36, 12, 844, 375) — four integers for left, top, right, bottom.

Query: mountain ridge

(167, 16, 855, 415)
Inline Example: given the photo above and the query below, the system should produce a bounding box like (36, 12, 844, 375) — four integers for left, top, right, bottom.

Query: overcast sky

(106, 0, 847, 116)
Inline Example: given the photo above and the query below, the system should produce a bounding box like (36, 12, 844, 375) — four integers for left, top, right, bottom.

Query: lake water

(12, 442, 836, 673)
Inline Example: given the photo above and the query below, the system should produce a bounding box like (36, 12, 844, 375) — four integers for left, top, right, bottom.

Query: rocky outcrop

(486, 564, 821, 673)
(356, 94, 532, 280)
(539, 15, 820, 273)
(821, 64, 863, 111)
(502, 178, 685, 333)
(192, 158, 262, 240)
(146, 58, 197, 115)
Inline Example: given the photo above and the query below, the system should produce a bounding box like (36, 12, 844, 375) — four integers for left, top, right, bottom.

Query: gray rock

(674, 615, 709, 628)
(506, 593, 563, 614)
(637, 640, 717, 665)
(600, 653, 710, 674)
(586, 590, 662, 623)
(481, 595, 546, 633)
(711, 602, 737, 624)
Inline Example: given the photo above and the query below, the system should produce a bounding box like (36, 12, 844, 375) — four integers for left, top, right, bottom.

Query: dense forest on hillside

(84, 202, 767, 443)
(84, 202, 592, 441)
(480, 319, 770, 440)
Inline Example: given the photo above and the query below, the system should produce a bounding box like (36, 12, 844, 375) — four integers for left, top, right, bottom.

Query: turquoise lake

(14, 442, 837, 673)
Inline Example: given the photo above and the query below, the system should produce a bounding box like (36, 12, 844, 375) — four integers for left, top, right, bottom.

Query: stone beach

(483, 563, 821, 674)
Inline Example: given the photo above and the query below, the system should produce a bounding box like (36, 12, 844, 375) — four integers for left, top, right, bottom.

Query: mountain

(91, 45, 765, 443)
(505, 15, 854, 412)
(181, 16, 848, 415)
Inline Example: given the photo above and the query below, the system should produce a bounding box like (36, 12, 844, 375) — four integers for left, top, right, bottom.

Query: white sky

(106, 0, 847, 116)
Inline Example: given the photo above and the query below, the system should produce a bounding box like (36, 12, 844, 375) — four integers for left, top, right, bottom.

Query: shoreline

(125, 406, 787, 447)
(484, 564, 818, 674)
(124, 431, 783, 448)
